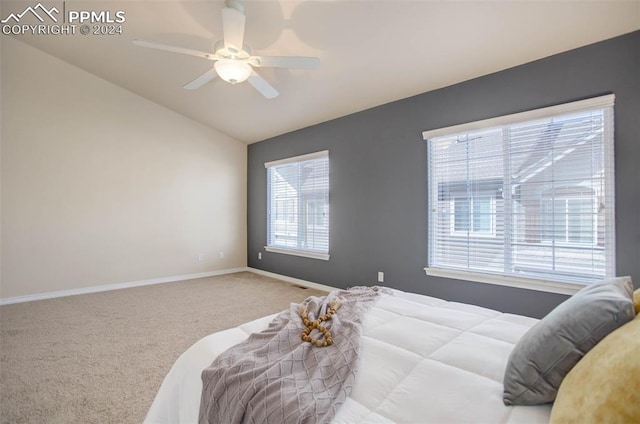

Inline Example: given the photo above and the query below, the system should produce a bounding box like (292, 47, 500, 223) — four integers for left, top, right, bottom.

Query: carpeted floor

(0, 271, 326, 424)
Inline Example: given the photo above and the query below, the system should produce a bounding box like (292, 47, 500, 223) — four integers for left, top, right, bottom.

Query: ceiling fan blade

(251, 56, 321, 69)
(183, 68, 218, 90)
(132, 39, 216, 60)
(221, 5, 246, 52)
(247, 70, 279, 99)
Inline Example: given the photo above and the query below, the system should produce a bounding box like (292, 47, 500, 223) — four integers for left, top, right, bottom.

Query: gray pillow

(503, 276, 635, 405)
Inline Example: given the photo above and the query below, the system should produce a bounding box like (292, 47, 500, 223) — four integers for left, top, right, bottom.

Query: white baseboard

(247, 267, 337, 292)
(0, 267, 335, 306)
(0, 268, 247, 306)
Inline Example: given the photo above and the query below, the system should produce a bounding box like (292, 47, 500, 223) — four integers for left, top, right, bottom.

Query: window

(265, 151, 329, 260)
(424, 95, 615, 293)
(541, 188, 596, 245)
(451, 196, 496, 235)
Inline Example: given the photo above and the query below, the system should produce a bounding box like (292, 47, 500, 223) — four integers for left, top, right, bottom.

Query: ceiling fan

(133, 0, 321, 99)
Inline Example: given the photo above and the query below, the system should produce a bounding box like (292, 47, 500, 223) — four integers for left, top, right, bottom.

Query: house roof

(431, 109, 607, 187)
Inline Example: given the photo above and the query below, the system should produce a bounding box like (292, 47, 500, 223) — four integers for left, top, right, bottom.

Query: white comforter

(145, 289, 551, 423)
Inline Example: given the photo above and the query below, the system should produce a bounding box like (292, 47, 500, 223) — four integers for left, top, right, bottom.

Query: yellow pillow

(634, 288, 640, 314)
(550, 314, 640, 423)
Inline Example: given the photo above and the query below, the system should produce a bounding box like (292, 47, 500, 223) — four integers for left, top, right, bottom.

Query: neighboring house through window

(424, 95, 615, 294)
(450, 194, 497, 236)
(265, 151, 330, 260)
(541, 188, 597, 245)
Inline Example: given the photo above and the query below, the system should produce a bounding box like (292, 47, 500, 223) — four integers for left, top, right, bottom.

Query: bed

(144, 278, 638, 424)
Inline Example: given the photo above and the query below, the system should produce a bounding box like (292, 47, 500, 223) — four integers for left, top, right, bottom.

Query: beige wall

(1, 37, 247, 299)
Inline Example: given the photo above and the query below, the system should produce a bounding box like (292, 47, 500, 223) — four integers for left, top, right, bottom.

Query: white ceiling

(3, 1, 639, 143)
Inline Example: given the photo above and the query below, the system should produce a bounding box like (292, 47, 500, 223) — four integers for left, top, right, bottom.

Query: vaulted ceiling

(3, 1, 639, 143)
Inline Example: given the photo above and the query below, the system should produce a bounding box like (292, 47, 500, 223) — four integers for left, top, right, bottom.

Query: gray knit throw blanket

(198, 286, 385, 424)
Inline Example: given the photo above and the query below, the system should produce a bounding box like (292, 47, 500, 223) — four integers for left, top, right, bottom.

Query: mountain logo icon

(1, 3, 59, 24)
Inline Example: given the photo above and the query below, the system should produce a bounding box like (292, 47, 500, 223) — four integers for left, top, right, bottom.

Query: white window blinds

(424, 95, 615, 286)
(265, 151, 329, 260)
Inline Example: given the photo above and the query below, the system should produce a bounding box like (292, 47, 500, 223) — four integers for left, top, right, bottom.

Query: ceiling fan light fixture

(214, 59, 251, 84)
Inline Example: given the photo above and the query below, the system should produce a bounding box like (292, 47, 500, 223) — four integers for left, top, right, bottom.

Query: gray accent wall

(248, 31, 639, 318)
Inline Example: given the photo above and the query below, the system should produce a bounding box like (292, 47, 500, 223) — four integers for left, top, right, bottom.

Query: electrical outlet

(219, 251, 225, 259)
(258, 252, 262, 260)
(377, 271, 384, 283)
(197, 253, 204, 262)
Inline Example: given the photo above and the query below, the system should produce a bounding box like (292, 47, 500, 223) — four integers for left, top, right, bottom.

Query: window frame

(449, 195, 497, 237)
(264, 150, 330, 261)
(423, 95, 616, 295)
(540, 192, 598, 246)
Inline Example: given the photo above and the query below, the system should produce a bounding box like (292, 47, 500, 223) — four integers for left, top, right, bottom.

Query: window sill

(265, 246, 330, 261)
(424, 267, 584, 295)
